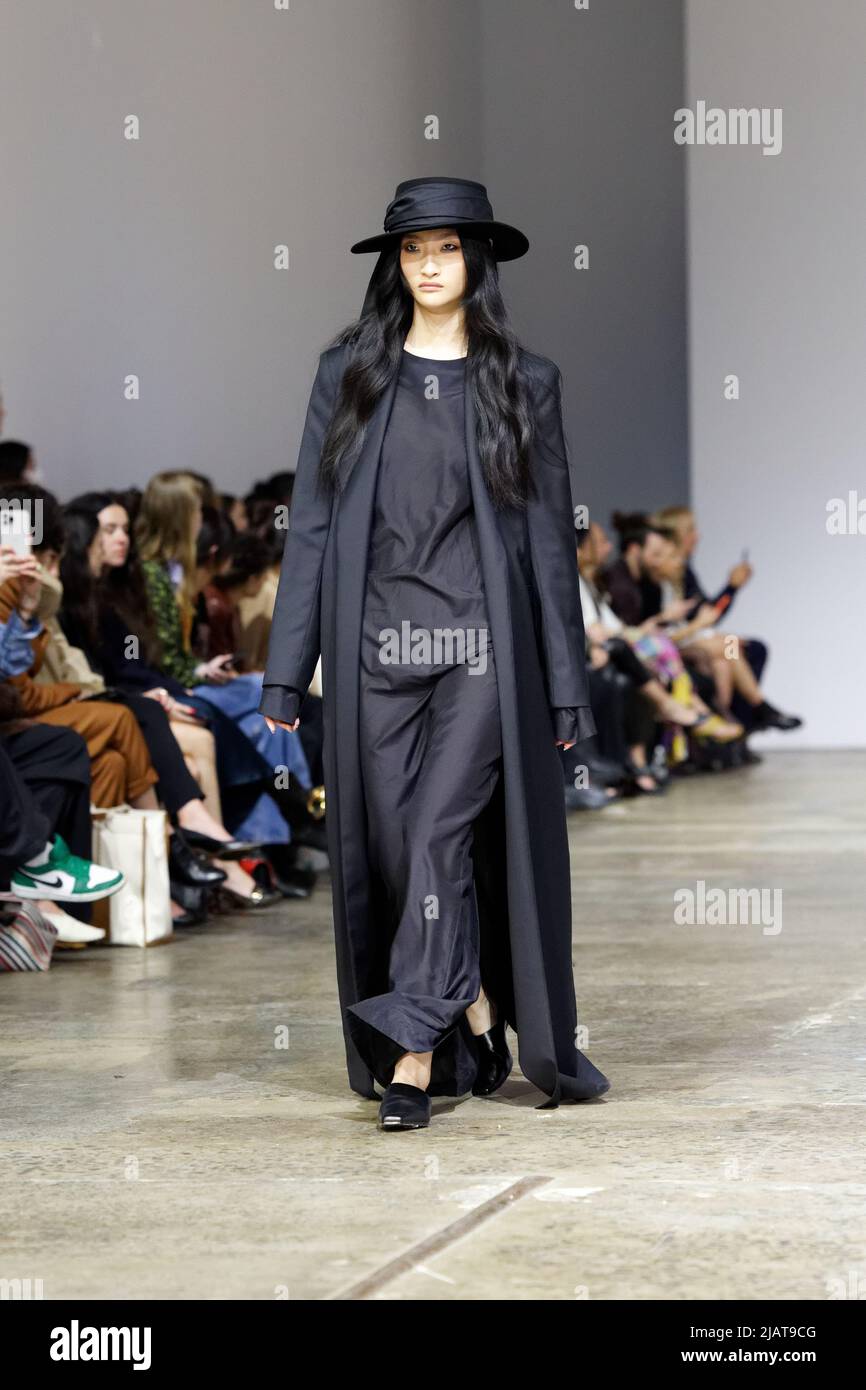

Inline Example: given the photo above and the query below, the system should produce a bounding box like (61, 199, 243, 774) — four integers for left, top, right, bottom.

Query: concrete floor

(1, 750, 864, 1300)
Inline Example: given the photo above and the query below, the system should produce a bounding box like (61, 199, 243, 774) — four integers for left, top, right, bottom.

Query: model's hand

(728, 561, 753, 588)
(265, 715, 300, 733)
(556, 739, 576, 750)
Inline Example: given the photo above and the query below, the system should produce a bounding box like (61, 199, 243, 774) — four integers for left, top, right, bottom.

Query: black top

(59, 606, 189, 700)
(363, 348, 490, 647)
(260, 347, 590, 743)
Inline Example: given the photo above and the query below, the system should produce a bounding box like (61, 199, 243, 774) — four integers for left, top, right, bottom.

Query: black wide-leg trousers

(346, 631, 502, 1093)
(0, 725, 94, 920)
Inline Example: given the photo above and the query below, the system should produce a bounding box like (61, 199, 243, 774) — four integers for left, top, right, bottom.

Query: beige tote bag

(91, 806, 173, 947)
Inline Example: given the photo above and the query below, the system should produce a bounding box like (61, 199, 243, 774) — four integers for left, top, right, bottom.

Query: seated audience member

(601, 512, 685, 626)
(574, 524, 742, 793)
(0, 555, 124, 940)
(234, 524, 281, 674)
(578, 520, 742, 732)
(60, 493, 280, 844)
(644, 519, 803, 734)
(57, 492, 286, 909)
(654, 504, 753, 620)
(135, 473, 313, 794)
(1, 588, 160, 814)
(1, 487, 273, 913)
(174, 482, 326, 858)
(200, 531, 273, 668)
(63, 482, 317, 886)
(0, 726, 122, 942)
(653, 504, 772, 732)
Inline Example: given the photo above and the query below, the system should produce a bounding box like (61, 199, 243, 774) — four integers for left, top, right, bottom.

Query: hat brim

(350, 218, 529, 262)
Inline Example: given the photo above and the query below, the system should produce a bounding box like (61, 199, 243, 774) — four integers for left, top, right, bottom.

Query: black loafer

(471, 1020, 513, 1096)
(377, 1082, 431, 1131)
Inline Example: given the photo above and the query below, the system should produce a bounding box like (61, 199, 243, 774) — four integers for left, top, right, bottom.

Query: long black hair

(59, 491, 164, 667)
(319, 236, 535, 510)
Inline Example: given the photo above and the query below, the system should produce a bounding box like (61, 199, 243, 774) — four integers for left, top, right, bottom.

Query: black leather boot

(377, 1082, 432, 1131)
(168, 833, 227, 887)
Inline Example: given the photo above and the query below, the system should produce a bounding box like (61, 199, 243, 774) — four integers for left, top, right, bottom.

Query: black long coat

(260, 343, 609, 1106)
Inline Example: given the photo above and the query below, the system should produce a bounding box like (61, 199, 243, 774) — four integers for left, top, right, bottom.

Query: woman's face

(400, 226, 467, 312)
(642, 532, 678, 581)
(95, 504, 130, 572)
(655, 537, 684, 582)
(228, 497, 247, 532)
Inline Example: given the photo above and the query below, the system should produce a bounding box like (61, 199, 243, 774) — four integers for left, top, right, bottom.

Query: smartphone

(0, 508, 32, 556)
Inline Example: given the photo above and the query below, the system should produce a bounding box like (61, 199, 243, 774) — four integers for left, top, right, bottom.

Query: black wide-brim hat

(350, 176, 529, 262)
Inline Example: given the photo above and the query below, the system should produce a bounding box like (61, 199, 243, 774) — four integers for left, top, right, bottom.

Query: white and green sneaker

(0, 835, 125, 903)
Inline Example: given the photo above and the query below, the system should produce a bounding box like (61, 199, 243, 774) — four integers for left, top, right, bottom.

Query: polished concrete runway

(2, 750, 863, 1301)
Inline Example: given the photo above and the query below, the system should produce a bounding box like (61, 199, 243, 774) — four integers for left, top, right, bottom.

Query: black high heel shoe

(175, 828, 264, 860)
(471, 1018, 513, 1096)
(377, 1082, 431, 1131)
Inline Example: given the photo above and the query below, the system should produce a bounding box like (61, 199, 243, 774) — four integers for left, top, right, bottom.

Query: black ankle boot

(752, 701, 803, 731)
(471, 1019, 513, 1096)
(377, 1082, 431, 1131)
(168, 833, 227, 888)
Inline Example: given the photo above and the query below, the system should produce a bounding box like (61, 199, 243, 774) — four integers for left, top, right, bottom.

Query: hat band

(384, 189, 493, 234)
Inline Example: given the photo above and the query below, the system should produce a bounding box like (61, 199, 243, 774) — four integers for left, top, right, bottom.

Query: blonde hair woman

(135, 472, 316, 904)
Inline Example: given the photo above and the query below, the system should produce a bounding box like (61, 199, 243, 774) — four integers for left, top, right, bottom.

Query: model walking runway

(260, 175, 611, 1130)
(347, 348, 502, 1093)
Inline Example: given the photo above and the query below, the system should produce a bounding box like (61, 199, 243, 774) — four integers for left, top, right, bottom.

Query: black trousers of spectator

(88, 690, 202, 814)
(733, 638, 768, 730)
(605, 636, 653, 689)
(0, 724, 94, 919)
(562, 663, 657, 786)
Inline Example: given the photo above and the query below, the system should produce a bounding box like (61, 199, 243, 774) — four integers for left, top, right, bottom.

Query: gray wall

(1, 0, 688, 529)
(685, 0, 866, 747)
(0, 0, 481, 495)
(480, 0, 689, 527)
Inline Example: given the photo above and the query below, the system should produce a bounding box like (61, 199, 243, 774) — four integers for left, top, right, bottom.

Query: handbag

(91, 806, 173, 947)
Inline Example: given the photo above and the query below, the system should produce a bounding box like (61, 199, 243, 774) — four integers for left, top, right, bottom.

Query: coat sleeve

(258, 350, 339, 724)
(526, 362, 596, 732)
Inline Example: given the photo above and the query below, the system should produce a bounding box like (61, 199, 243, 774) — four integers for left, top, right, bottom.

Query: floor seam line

(328, 1173, 552, 1299)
